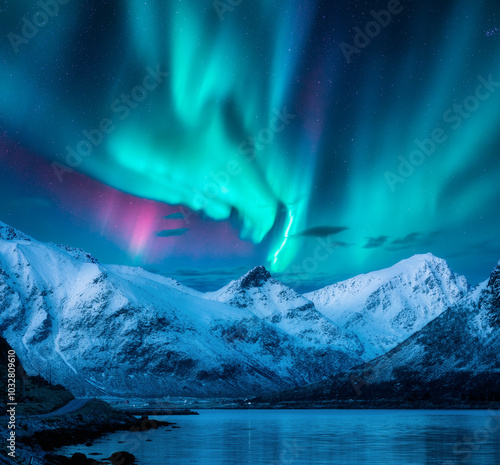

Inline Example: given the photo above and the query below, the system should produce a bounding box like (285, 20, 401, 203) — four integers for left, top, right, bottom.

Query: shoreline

(112, 398, 500, 411)
(215, 401, 500, 410)
(41, 415, 175, 465)
(12, 399, 177, 465)
(10, 395, 500, 462)
(13, 401, 500, 464)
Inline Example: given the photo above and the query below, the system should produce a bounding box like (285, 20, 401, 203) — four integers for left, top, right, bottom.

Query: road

(0, 398, 90, 421)
(34, 398, 90, 418)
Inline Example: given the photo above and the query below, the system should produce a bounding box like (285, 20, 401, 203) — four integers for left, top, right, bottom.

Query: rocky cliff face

(487, 261, 500, 314)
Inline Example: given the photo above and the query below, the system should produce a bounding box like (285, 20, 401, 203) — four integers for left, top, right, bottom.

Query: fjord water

(58, 409, 500, 464)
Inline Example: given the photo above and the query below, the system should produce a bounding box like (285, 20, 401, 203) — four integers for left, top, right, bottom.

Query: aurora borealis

(1, 0, 500, 290)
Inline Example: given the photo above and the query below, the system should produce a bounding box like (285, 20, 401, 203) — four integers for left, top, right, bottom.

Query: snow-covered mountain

(362, 261, 500, 383)
(259, 262, 500, 404)
(0, 222, 362, 397)
(205, 266, 363, 354)
(0, 220, 471, 398)
(305, 254, 470, 360)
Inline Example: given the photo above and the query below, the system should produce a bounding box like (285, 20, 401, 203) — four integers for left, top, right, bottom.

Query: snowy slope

(363, 262, 500, 382)
(260, 262, 500, 404)
(305, 254, 469, 360)
(206, 266, 364, 354)
(0, 220, 473, 398)
(0, 222, 361, 397)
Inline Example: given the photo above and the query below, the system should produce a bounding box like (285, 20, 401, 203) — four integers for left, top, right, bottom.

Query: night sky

(1, 0, 499, 291)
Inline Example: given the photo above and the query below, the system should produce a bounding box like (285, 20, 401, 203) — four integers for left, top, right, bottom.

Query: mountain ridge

(0, 220, 473, 398)
(256, 262, 500, 405)
(304, 253, 470, 359)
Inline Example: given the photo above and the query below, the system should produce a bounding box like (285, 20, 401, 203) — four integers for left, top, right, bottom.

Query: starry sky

(1, 0, 500, 291)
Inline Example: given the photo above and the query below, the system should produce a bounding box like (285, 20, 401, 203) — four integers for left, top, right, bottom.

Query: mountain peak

(240, 266, 272, 289)
(401, 253, 445, 266)
(0, 221, 32, 242)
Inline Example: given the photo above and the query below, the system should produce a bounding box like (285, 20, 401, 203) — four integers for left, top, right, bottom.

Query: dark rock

(0, 223, 31, 241)
(45, 455, 70, 465)
(488, 262, 500, 288)
(69, 453, 93, 465)
(109, 451, 136, 465)
(488, 262, 500, 309)
(240, 266, 271, 289)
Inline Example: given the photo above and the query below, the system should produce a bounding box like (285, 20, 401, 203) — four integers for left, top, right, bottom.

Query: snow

(0, 221, 34, 242)
(304, 253, 470, 360)
(54, 335, 79, 375)
(358, 270, 500, 384)
(0, 220, 490, 398)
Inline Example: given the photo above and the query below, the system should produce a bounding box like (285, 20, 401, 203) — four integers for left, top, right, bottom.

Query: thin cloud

(331, 241, 352, 248)
(363, 236, 388, 249)
(164, 212, 185, 220)
(157, 228, 189, 237)
(390, 232, 421, 246)
(172, 267, 247, 277)
(168, 266, 249, 291)
(292, 226, 348, 238)
(386, 231, 442, 251)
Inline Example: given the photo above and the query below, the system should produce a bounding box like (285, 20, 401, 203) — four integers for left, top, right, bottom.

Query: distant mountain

(305, 254, 470, 360)
(258, 262, 500, 404)
(0, 220, 472, 398)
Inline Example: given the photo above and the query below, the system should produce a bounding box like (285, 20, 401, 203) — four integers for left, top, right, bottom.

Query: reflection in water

(58, 409, 500, 464)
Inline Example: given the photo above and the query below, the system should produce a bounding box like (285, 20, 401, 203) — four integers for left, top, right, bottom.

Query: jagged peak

(382, 253, 457, 279)
(53, 244, 100, 264)
(239, 266, 272, 289)
(306, 252, 469, 299)
(364, 253, 450, 280)
(0, 221, 32, 242)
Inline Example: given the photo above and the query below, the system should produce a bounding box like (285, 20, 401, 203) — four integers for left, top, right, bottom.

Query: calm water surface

(57, 409, 500, 464)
